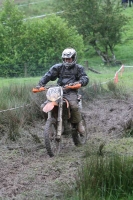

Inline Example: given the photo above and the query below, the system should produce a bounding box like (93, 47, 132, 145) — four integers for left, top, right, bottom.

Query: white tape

(23, 11, 64, 21)
(0, 104, 30, 113)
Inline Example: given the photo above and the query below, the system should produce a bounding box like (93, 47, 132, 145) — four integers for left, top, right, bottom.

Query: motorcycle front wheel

(44, 118, 61, 157)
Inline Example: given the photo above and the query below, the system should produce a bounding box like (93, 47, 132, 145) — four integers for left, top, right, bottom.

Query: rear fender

(43, 102, 58, 113)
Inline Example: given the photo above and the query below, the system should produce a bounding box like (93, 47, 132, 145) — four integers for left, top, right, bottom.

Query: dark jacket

(39, 63, 89, 89)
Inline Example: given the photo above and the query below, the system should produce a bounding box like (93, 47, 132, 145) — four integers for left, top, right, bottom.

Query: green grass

(0, 83, 44, 140)
(67, 153, 133, 200)
(0, 77, 41, 87)
(89, 67, 133, 88)
(0, 0, 56, 17)
(20, 0, 56, 18)
(115, 7, 133, 65)
(0, 65, 133, 89)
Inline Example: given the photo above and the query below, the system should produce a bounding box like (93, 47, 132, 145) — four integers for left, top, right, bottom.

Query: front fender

(43, 102, 58, 113)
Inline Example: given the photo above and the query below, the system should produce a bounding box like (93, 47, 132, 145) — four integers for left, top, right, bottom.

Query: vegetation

(13, 0, 56, 18)
(54, 0, 128, 65)
(67, 153, 133, 200)
(0, 71, 132, 140)
(0, 83, 45, 140)
(0, 0, 133, 199)
(0, 0, 133, 77)
(0, 0, 84, 77)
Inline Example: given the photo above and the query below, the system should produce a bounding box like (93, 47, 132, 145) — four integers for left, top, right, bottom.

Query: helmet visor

(63, 58, 73, 62)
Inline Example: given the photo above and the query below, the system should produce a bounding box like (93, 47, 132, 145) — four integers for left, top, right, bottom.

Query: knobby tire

(44, 118, 60, 157)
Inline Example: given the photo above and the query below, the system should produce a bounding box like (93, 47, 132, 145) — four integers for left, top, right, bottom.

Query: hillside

(0, 0, 56, 18)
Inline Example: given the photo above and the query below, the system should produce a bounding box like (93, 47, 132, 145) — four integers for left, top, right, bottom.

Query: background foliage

(0, 1, 133, 199)
(54, 0, 128, 65)
(0, 0, 133, 76)
(0, 0, 84, 77)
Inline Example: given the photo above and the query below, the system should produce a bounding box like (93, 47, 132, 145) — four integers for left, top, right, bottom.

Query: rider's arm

(77, 65, 89, 87)
(38, 64, 62, 86)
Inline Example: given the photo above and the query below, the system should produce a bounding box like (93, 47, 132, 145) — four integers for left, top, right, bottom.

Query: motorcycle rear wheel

(44, 118, 61, 157)
(72, 117, 87, 146)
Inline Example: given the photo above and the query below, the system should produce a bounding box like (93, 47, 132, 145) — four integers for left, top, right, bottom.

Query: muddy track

(0, 136, 86, 200)
(1, 96, 133, 199)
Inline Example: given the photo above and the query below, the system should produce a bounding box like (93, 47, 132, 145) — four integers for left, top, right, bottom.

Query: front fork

(56, 88, 63, 139)
(47, 87, 63, 140)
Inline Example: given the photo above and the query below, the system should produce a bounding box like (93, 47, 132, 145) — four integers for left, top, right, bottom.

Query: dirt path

(1, 96, 133, 199)
(0, 136, 86, 200)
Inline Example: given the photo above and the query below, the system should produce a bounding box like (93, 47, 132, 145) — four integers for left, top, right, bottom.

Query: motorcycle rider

(37, 47, 89, 135)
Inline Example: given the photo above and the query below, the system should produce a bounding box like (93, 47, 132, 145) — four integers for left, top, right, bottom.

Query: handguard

(32, 87, 46, 93)
(65, 83, 81, 90)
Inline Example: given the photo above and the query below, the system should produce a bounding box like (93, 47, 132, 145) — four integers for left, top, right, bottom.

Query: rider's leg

(69, 101, 85, 134)
(62, 102, 71, 135)
(63, 92, 85, 135)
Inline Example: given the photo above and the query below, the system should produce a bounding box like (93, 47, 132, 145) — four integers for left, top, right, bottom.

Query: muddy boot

(77, 120, 85, 136)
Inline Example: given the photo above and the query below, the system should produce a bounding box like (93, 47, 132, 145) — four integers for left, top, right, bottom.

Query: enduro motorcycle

(32, 84, 87, 157)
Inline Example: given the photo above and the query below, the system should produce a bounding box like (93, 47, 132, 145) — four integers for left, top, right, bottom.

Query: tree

(0, 0, 24, 62)
(17, 15, 84, 75)
(0, 0, 24, 76)
(54, 0, 128, 65)
(0, 1, 84, 77)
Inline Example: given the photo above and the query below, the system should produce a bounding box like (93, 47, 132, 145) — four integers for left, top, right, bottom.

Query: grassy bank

(0, 77, 40, 87)
(64, 153, 133, 200)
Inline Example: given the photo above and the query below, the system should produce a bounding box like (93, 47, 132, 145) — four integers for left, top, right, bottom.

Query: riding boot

(77, 120, 85, 135)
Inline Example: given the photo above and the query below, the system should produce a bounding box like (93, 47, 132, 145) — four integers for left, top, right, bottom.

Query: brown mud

(0, 96, 133, 199)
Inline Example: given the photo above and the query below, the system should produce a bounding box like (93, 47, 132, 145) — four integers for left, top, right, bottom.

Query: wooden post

(84, 60, 101, 74)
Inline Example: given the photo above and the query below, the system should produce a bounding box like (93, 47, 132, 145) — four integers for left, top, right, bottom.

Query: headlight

(46, 87, 61, 101)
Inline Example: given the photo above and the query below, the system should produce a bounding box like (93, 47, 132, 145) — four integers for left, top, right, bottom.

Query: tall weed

(0, 84, 45, 140)
(0, 81, 130, 140)
(81, 80, 129, 103)
(69, 154, 133, 200)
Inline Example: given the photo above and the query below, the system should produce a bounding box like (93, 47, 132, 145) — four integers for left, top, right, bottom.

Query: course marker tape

(114, 65, 133, 84)
(0, 104, 30, 113)
(23, 11, 64, 21)
(1, 65, 133, 113)
(18, 0, 47, 7)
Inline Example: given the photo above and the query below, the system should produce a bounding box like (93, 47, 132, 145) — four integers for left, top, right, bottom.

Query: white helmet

(62, 47, 77, 67)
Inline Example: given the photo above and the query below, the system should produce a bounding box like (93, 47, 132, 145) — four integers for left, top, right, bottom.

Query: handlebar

(64, 83, 81, 89)
(32, 87, 46, 93)
(32, 83, 81, 93)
